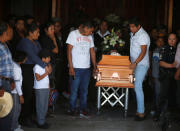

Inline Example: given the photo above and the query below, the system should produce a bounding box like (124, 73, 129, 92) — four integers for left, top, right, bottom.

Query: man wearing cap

(0, 22, 14, 131)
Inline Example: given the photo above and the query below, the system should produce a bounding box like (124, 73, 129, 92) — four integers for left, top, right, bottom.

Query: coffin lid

(98, 55, 131, 66)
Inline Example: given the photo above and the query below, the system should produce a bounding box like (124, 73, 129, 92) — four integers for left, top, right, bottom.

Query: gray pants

(35, 89, 49, 125)
(11, 94, 21, 130)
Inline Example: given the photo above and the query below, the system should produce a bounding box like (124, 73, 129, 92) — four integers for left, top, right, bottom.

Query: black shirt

(159, 44, 176, 72)
(39, 34, 56, 64)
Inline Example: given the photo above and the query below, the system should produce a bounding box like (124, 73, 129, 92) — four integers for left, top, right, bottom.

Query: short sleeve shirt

(130, 27, 150, 67)
(159, 44, 176, 72)
(66, 30, 94, 68)
(33, 64, 49, 89)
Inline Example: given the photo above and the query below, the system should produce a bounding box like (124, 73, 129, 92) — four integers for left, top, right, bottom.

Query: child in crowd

(33, 49, 52, 129)
(11, 51, 27, 131)
(151, 37, 165, 115)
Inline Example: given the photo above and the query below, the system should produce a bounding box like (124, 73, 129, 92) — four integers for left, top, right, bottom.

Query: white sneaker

(14, 127, 24, 131)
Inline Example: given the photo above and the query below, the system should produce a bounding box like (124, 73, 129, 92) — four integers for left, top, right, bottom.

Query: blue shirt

(17, 38, 46, 68)
(0, 42, 14, 86)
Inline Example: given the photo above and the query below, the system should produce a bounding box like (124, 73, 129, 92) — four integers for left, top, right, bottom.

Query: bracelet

(134, 61, 138, 65)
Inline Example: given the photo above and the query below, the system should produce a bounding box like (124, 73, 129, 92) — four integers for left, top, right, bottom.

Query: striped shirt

(0, 42, 14, 86)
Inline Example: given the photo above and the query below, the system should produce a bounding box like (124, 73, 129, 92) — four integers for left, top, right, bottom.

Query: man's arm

(90, 47, 97, 72)
(67, 44, 75, 76)
(130, 45, 147, 69)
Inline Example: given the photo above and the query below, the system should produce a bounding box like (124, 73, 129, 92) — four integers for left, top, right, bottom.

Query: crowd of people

(0, 14, 180, 131)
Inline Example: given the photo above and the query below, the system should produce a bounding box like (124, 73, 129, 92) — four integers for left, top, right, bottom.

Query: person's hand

(49, 33, 56, 41)
(11, 82, 15, 90)
(69, 67, 75, 76)
(93, 66, 98, 75)
(45, 66, 49, 74)
(175, 70, 180, 80)
(129, 63, 137, 70)
(0, 89, 4, 97)
(19, 95, 24, 104)
(172, 61, 178, 68)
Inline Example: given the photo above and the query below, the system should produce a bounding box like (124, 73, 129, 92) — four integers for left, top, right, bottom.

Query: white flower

(104, 40, 108, 44)
(105, 45, 109, 48)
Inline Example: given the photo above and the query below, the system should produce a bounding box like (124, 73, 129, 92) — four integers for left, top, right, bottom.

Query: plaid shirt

(0, 42, 14, 86)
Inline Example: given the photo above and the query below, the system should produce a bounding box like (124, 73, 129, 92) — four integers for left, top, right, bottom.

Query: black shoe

(153, 112, 160, 121)
(67, 110, 78, 116)
(21, 119, 37, 128)
(37, 123, 50, 129)
(134, 115, 145, 121)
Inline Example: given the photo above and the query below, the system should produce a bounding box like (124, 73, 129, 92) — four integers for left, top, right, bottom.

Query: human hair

(0, 22, 9, 36)
(100, 19, 108, 26)
(15, 17, 25, 24)
(38, 49, 51, 59)
(128, 17, 141, 27)
(157, 25, 168, 32)
(24, 15, 34, 21)
(43, 21, 54, 31)
(51, 17, 61, 25)
(25, 22, 39, 37)
(80, 20, 94, 28)
(168, 32, 177, 38)
(12, 51, 27, 63)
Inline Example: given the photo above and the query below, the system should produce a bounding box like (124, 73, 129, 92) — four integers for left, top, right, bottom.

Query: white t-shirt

(66, 29, 94, 68)
(130, 27, 150, 67)
(33, 64, 49, 89)
(11, 62, 23, 96)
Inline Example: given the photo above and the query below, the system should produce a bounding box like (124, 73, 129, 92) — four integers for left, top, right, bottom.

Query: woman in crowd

(17, 23, 49, 127)
(39, 21, 59, 88)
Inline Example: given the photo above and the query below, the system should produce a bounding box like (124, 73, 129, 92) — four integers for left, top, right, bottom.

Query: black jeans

(158, 71, 175, 113)
(0, 80, 13, 131)
(20, 64, 35, 122)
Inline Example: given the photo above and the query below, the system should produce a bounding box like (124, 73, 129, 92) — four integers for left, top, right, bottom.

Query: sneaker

(37, 123, 50, 129)
(67, 110, 78, 116)
(14, 127, 24, 131)
(80, 111, 90, 119)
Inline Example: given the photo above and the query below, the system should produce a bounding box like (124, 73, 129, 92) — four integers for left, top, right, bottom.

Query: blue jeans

(134, 65, 149, 113)
(69, 68, 91, 111)
(35, 89, 49, 125)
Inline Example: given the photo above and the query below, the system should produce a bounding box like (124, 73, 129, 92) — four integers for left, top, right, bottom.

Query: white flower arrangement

(102, 28, 125, 54)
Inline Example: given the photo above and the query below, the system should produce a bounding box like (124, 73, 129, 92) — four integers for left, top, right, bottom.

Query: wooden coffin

(95, 55, 134, 88)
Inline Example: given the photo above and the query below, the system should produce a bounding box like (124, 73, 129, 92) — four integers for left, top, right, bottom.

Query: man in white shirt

(129, 17, 150, 121)
(66, 20, 97, 118)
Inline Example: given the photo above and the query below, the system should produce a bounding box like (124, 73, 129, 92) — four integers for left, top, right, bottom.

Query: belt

(0, 75, 13, 82)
